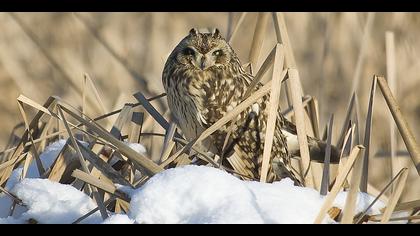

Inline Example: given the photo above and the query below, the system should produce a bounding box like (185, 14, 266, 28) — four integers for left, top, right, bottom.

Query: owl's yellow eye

(183, 48, 195, 56)
(213, 50, 223, 57)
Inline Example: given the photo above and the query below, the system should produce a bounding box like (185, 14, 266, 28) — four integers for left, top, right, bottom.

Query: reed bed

(0, 12, 419, 224)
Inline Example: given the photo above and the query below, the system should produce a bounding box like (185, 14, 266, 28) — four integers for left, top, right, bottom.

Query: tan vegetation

(0, 12, 419, 223)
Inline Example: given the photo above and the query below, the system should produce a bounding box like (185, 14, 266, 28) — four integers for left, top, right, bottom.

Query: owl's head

(172, 28, 238, 71)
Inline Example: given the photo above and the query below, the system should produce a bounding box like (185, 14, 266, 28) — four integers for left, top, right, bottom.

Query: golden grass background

(0, 12, 419, 202)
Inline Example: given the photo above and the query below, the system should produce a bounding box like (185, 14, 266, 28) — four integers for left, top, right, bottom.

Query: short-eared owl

(162, 28, 338, 183)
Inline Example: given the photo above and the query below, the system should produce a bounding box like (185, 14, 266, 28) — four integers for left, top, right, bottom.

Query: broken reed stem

(16, 100, 45, 177)
(289, 68, 313, 187)
(340, 148, 365, 223)
(0, 93, 166, 157)
(71, 169, 131, 202)
(84, 73, 108, 115)
(360, 76, 377, 193)
(249, 12, 270, 71)
(314, 145, 364, 224)
(57, 105, 109, 219)
(354, 167, 406, 224)
(320, 114, 334, 195)
(377, 76, 420, 175)
(337, 92, 356, 149)
(72, 196, 116, 224)
(272, 12, 302, 107)
(260, 44, 285, 182)
(381, 168, 409, 223)
(58, 104, 163, 175)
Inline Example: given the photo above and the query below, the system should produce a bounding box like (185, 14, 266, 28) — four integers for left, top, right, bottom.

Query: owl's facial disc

(183, 46, 226, 71)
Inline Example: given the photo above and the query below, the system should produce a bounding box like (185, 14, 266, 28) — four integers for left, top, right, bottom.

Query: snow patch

(127, 165, 385, 224)
(102, 214, 135, 224)
(9, 178, 102, 224)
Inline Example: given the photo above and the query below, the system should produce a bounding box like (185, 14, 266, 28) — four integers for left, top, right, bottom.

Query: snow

(102, 214, 135, 224)
(127, 165, 385, 224)
(0, 140, 388, 224)
(26, 139, 67, 178)
(126, 142, 147, 155)
(9, 178, 102, 224)
(0, 139, 68, 218)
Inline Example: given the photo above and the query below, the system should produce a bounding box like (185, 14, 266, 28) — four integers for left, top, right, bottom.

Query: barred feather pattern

(162, 29, 299, 183)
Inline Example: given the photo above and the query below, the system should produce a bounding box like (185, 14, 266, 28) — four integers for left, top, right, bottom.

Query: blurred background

(0, 12, 419, 201)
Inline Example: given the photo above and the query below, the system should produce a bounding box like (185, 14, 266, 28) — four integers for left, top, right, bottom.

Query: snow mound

(0, 144, 385, 224)
(0, 139, 68, 218)
(128, 165, 385, 224)
(10, 178, 102, 224)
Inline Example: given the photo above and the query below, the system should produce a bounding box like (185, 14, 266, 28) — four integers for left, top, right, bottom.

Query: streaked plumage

(162, 28, 338, 183)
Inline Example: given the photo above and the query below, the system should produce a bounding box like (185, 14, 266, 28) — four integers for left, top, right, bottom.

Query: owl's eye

(213, 50, 223, 57)
(183, 48, 195, 56)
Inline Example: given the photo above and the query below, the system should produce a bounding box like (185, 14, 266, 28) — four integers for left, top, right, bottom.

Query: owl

(162, 28, 339, 183)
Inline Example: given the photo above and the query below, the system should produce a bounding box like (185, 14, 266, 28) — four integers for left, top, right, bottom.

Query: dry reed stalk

(0, 97, 56, 186)
(186, 78, 278, 152)
(0, 185, 22, 205)
(17, 100, 45, 177)
(57, 105, 109, 219)
(110, 105, 132, 140)
(159, 122, 176, 164)
(244, 46, 276, 99)
(370, 214, 420, 222)
(71, 169, 130, 202)
(381, 168, 409, 223)
(307, 97, 321, 139)
(47, 141, 77, 182)
(377, 76, 420, 175)
(0, 94, 166, 157)
(360, 76, 377, 193)
(260, 44, 285, 182)
(217, 45, 280, 166)
(391, 199, 420, 213)
(133, 92, 172, 132)
(129, 109, 144, 144)
(385, 32, 401, 186)
(337, 92, 356, 149)
(289, 68, 313, 187)
(354, 167, 406, 224)
(249, 12, 270, 71)
(57, 104, 163, 175)
(340, 148, 365, 223)
(272, 13, 296, 69)
(336, 122, 355, 187)
(83, 73, 108, 115)
(77, 141, 131, 186)
(314, 145, 364, 224)
(72, 197, 116, 224)
(320, 114, 334, 195)
(272, 12, 303, 107)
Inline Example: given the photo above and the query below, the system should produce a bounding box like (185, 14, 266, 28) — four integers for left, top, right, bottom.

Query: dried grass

(0, 12, 419, 224)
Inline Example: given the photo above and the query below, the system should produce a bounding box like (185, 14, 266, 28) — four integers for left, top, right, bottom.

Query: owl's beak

(199, 56, 212, 70)
(200, 59, 207, 70)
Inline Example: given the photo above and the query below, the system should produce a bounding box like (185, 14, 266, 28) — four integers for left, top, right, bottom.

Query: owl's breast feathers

(163, 62, 296, 181)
